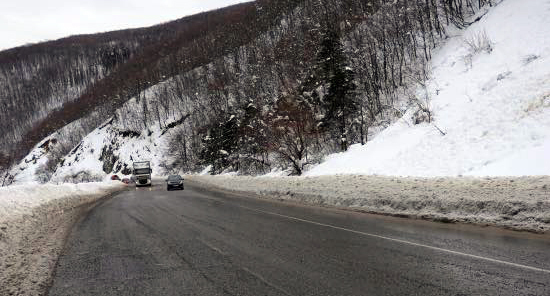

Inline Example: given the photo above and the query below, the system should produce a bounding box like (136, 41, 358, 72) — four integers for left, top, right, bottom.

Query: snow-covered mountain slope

(10, 0, 549, 182)
(9, 138, 56, 184)
(307, 0, 550, 177)
(10, 117, 173, 184)
(50, 121, 169, 183)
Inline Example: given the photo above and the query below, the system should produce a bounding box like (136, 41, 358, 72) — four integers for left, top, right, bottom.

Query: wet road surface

(48, 181, 550, 295)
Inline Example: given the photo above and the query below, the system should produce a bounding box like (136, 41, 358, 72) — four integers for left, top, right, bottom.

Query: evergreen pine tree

(200, 115, 239, 174)
(318, 28, 357, 151)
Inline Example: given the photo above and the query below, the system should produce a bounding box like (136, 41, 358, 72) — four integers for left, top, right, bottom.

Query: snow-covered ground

(10, 118, 171, 185)
(50, 121, 168, 183)
(189, 175, 550, 232)
(0, 181, 126, 295)
(0, 181, 124, 222)
(307, 0, 550, 177)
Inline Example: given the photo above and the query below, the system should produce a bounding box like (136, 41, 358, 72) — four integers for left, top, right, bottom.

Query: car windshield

(134, 168, 150, 175)
(168, 175, 181, 181)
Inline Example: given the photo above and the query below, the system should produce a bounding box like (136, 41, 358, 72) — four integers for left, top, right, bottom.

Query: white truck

(132, 161, 152, 187)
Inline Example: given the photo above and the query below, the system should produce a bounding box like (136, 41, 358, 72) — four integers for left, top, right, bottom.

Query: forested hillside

(1, 0, 496, 183)
(0, 1, 285, 164)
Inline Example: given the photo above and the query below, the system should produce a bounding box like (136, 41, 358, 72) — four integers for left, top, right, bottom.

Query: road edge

(0, 186, 127, 296)
(186, 176, 550, 234)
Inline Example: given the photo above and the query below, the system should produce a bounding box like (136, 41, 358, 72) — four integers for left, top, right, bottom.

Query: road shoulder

(187, 175, 550, 233)
(0, 184, 126, 296)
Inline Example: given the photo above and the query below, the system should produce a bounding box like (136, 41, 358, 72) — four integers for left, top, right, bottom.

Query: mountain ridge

(1, 0, 506, 184)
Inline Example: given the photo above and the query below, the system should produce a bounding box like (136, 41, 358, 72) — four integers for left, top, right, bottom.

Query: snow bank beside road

(0, 181, 125, 296)
(189, 175, 550, 232)
(0, 182, 123, 221)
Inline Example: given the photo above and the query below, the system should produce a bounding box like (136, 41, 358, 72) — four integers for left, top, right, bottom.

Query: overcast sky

(0, 0, 250, 51)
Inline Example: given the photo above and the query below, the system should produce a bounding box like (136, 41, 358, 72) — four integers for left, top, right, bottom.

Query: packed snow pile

(0, 181, 125, 296)
(189, 175, 550, 232)
(0, 181, 124, 222)
(307, 0, 550, 177)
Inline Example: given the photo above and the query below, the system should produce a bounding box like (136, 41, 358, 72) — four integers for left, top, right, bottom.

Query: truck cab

(132, 161, 152, 187)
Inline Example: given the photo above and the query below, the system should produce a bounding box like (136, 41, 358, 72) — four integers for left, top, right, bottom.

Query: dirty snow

(189, 175, 550, 232)
(0, 181, 125, 296)
(306, 0, 550, 177)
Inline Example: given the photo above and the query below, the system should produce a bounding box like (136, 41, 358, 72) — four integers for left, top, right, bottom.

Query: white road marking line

(241, 267, 293, 296)
(238, 205, 550, 275)
(197, 238, 226, 256)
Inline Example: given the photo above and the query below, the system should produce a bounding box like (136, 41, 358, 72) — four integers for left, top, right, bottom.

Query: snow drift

(306, 0, 550, 177)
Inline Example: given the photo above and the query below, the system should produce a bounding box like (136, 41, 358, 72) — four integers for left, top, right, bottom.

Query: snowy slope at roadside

(9, 116, 173, 186)
(0, 181, 125, 295)
(10, 85, 180, 185)
(50, 121, 169, 183)
(307, 0, 550, 177)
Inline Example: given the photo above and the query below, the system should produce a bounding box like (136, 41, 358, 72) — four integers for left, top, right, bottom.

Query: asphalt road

(48, 181, 550, 296)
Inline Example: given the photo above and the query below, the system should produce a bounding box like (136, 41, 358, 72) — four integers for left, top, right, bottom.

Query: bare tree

(268, 96, 319, 175)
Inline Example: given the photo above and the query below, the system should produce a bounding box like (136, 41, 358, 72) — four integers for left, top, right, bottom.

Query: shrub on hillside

(62, 171, 103, 184)
(464, 30, 493, 54)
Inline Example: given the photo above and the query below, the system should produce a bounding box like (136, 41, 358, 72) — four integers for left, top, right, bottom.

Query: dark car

(111, 175, 120, 181)
(166, 175, 184, 190)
